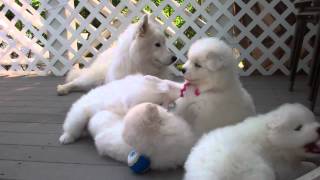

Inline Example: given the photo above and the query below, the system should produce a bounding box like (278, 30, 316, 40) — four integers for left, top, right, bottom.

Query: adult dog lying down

(57, 15, 176, 95)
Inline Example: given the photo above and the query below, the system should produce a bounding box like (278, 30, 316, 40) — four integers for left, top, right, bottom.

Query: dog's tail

(66, 64, 84, 82)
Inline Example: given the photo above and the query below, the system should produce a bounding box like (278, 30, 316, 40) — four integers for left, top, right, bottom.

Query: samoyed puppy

(59, 74, 181, 144)
(174, 37, 255, 137)
(184, 103, 320, 180)
(57, 15, 176, 95)
(122, 103, 196, 169)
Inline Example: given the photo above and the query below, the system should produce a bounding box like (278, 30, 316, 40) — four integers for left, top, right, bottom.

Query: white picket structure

(0, 0, 318, 76)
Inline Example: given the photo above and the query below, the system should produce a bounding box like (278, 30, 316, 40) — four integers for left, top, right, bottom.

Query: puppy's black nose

(171, 56, 177, 63)
(181, 68, 186, 74)
(317, 127, 320, 135)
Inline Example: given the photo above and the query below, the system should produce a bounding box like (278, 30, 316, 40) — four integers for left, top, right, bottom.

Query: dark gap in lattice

(262, 58, 274, 71)
(91, 18, 101, 28)
(263, 13, 275, 26)
(5, 9, 15, 21)
(26, 29, 35, 40)
(251, 25, 263, 38)
(239, 14, 252, 27)
(262, 37, 275, 48)
(241, 58, 252, 71)
(285, 13, 296, 26)
(241, 0, 250, 4)
(174, 38, 185, 50)
(300, 48, 309, 59)
(274, 1, 288, 15)
(0, 4, 5, 11)
(81, 29, 91, 40)
(173, 16, 185, 28)
(122, 6, 130, 17)
(285, 36, 293, 48)
(143, 5, 153, 14)
(217, 14, 229, 27)
(15, 0, 23, 7)
(163, 4, 174, 18)
(309, 35, 316, 47)
(229, 2, 241, 16)
(15, 20, 25, 31)
(80, 7, 90, 19)
(194, 15, 207, 28)
(206, 3, 217, 16)
(250, 48, 263, 60)
(10, 52, 19, 59)
(251, 2, 264, 15)
(228, 25, 241, 37)
(239, 37, 252, 49)
(274, 24, 287, 37)
(185, 3, 196, 14)
(206, 26, 217, 37)
(0, 41, 8, 49)
(174, 59, 184, 71)
(273, 47, 286, 60)
(2, 65, 11, 70)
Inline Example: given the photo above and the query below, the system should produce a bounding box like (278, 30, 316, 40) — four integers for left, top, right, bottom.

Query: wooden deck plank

(0, 114, 64, 124)
(0, 144, 120, 166)
(0, 160, 183, 180)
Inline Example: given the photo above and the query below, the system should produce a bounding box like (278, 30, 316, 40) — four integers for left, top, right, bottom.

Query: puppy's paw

(59, 133, 75, 144)
(57, 85, 69, 96)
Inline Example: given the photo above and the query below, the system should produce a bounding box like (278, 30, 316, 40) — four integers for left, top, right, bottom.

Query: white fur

(184, 103, 320, 180)
(57, 15, 176, 95)
(122, 103, 196, 169)
(59, 74, 182, 160)
(174, 37, 255, 137)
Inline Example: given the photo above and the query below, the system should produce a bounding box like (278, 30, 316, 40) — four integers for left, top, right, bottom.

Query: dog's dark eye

(155, 42, 161, 47)
(194, 63, 202, 68)
(294, 124, 303, 131)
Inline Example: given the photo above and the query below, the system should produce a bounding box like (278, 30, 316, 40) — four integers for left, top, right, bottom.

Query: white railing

(0, 0, 317, 76)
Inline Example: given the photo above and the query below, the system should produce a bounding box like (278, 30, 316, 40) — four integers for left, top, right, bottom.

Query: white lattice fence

(0, 0, 318, 76)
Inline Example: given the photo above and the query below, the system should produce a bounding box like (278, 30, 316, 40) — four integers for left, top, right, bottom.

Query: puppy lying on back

(184, 103, 319, 180)
(59, 74, 181, 145)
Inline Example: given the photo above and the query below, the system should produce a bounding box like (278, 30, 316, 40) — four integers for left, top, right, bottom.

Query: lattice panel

(0, 0, 318, 76)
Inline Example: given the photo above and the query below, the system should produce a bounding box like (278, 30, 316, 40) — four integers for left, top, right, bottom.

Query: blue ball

(128, 150, 151, 174)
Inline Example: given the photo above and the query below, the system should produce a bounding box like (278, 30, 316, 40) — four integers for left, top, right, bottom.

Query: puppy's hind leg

(89, 111, 131, 163)
(59, 105, 92, 144)
(57, 71, 104, 96)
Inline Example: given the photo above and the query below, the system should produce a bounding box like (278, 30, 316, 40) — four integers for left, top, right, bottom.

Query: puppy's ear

(147, 14, 157, 24)
(136, 14, 149, 37)
(144, 104, 162, 127)
(267, 116, 286, 130)
(206, 52, 225, 71)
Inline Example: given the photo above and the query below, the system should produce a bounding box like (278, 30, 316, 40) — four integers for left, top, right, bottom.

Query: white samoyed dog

(174, 37, 255, 137)
(59, 74, 181, 145)
(184, 103, 320, 180)
(122, 103, 196, 169)
(57, 15, 176, 95)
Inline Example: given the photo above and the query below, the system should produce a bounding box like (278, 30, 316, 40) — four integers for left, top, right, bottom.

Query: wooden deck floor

(0, 75, 319, 180)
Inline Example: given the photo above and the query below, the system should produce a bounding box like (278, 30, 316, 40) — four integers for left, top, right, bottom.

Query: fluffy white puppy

(59, 74, 181, 144)
(184, 103, 320, 180)
(57, 15, 176, 95)
(174, 37, 255, 137)
(122, 103, 196, 169)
